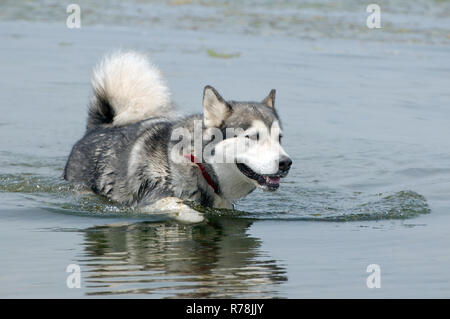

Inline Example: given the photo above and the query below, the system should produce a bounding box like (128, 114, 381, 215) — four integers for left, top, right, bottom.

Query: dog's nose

(279, 156, 292, 172)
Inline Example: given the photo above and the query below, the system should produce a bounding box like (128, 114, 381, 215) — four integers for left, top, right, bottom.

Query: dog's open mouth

(236, 163, 282, 191)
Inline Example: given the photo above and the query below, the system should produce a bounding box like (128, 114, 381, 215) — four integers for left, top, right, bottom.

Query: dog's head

(203, 86, 292, 192)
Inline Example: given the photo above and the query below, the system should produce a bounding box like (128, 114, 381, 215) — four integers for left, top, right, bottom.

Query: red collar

(184, 154, 219, 194)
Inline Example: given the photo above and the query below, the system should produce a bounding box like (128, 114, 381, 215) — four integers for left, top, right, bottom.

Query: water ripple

(0, 172, 431, 222)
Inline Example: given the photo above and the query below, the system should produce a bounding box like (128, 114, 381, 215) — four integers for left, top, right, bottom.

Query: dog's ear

(262, 89, 276, 108)
(203, 86, 232, 127)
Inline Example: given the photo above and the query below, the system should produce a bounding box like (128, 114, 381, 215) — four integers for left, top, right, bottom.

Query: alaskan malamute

(64, 51, 292, 222)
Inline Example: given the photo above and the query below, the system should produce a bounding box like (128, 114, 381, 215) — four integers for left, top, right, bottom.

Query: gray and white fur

(64, 51, 292, 223)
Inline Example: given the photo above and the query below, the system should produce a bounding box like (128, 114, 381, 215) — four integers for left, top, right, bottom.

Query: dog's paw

(140, 197, 205, 224)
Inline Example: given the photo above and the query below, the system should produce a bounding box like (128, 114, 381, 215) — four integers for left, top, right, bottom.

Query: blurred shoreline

(0, 0, 449, 44)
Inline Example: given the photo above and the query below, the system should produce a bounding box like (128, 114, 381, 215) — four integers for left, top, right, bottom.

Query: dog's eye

(279, 135, 283, 143)
(245, 133, 259, 141)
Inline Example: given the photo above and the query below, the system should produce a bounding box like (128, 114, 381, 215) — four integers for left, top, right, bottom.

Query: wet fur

(64, 51, 286, 213)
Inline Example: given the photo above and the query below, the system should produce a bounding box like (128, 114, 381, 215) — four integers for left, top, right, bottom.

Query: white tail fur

(88, 51, 172, 128)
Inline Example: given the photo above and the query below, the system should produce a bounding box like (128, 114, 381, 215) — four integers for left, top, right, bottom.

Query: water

(0, 0, 450, 298)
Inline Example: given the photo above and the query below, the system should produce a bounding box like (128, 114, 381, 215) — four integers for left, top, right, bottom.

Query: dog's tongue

(265, 176, 280, 184)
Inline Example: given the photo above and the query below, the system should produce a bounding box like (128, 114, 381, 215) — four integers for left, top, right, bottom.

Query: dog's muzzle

(236, 155, 292, 191)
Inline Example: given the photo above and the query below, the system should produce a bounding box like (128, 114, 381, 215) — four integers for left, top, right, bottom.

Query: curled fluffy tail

(87, 51, 172, 129)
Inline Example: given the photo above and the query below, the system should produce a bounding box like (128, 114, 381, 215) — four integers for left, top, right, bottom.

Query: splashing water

(0, 171, 430, 222)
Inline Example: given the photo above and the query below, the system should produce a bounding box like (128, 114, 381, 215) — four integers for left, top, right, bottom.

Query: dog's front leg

(213, 194, 233, 210)
(139, 197, 205, 224)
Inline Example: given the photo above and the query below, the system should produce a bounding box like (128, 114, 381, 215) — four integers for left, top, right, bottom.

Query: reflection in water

(79, 217, 287, 298)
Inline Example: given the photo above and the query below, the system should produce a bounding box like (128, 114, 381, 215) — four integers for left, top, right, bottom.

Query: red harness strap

(184, 154, 219, 194)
